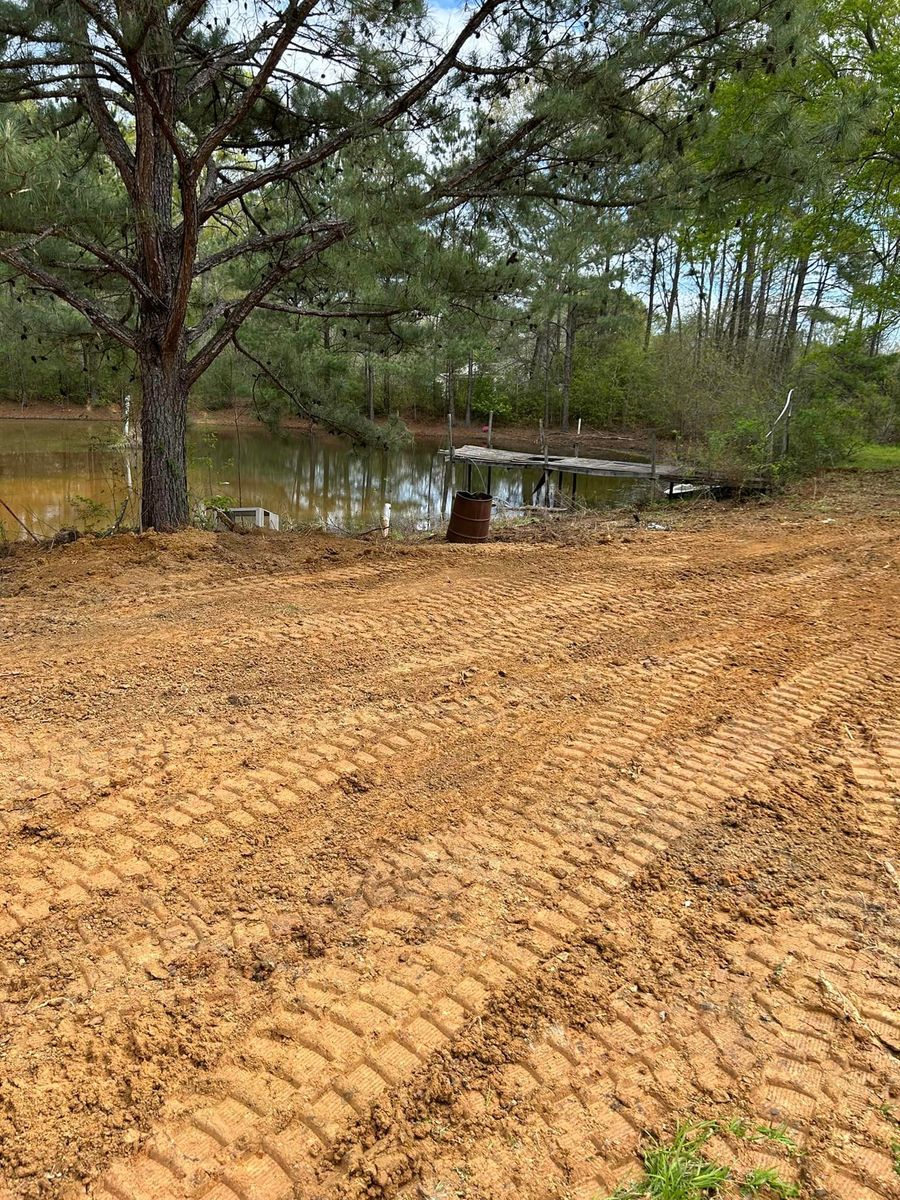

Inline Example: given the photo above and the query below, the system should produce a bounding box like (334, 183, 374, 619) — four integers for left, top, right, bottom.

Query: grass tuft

(608, 1119, 800, 1200)
(739, 1167, 799, 1197)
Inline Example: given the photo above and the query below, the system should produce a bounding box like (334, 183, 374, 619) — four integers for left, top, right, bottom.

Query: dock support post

(466, 462, 472, 492)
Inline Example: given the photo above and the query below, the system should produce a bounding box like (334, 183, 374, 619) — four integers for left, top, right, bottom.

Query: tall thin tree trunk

(724, 252, 744, 346)
(713, 241, 728, 344)
(365, 356, 374, 421)
(736, 238, 756, 355)
(771, 265, 795, 362)
(644, 238, 660, 350)
(867, 242, 900, 356)
(465, 350, 474, 427)
(805, 263, 831, 352)
(543, 319, 552, 429)
(561, 302, 576, 432)
(665, 245, 681, 335)
(779, 254, 809, 368)
(382, 360, 391, 413)
(754, 262, 773, 345)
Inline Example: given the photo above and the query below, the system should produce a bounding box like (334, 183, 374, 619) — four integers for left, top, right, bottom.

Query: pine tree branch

(257, 301, 412, 319)
(199, 0, 506, 221)
(192, 0, 318, 173)
(65, 236, 160, 306)
(231, 331, 382, 445)
(74, 32, 137, 198)
(0, 244, 138, 349)
(192, 220, 340, 277)
(186, 222, 350, 383)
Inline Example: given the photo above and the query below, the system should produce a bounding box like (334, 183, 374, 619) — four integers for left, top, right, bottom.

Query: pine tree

(0, 0, 802, 527)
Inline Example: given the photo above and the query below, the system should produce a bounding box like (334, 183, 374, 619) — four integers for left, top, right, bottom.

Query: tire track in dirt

(1, 515, 896, 1197)
(0, 541, 868, 924)
(1, 532, 867, 733)
(85, 640, 898, 1200)
(0, 631, 784, 1004)
(313, 714, 900, 1200)
(0, 567, 856, 996)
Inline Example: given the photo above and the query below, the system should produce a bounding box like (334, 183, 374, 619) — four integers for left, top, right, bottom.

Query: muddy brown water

(0, 418, 647, 537)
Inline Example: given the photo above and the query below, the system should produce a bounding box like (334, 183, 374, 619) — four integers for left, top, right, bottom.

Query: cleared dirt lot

(1, 473, 899, 1200)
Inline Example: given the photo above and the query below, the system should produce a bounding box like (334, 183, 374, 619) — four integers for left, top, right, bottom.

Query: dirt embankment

(0, 472, 898, 1200)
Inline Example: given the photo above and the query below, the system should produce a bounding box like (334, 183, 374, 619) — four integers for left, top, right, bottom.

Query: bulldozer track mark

(88, 641, 897, 1199)
(1, 501, 897, 1199)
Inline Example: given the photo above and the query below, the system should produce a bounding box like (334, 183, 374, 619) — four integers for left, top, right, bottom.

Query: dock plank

(439, 445, 690, 480)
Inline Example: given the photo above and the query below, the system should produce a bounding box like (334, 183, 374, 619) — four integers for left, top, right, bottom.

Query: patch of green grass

(848, 443, 900, 470)
(891, 1139, 900, 1178)
(610, 1123, 729, 1200)
(608, 1120, 800, 1200)
(739, 1168, 799, 1197)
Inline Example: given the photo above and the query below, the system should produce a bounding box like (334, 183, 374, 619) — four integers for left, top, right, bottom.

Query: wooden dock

(439, 445, 686, 480)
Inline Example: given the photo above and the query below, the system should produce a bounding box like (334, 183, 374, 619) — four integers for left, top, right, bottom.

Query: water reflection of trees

(3, 421, 643, 539)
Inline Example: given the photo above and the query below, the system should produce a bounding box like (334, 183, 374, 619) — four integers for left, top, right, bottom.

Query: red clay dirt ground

(0, 471, 898, 1200)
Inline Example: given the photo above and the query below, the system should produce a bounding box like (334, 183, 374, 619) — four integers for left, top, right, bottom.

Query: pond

(0, 417, 649, 539)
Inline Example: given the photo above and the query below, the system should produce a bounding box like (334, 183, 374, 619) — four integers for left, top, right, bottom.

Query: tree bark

(365, 356, 375, 420)
(778, 254, 809, 368)
(754, 260, 772, 345)
(139, 345, 190, 531)
(445, 358, 455, 418)
(561, 302, 575, 432)
(465, 351, 474, 427)
(735, 237, 756, 355)
(644, 238, 659, 350)
(664, 245, 681, 335)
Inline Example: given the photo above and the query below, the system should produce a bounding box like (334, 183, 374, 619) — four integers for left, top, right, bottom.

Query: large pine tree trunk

(140, 346, 190, 531)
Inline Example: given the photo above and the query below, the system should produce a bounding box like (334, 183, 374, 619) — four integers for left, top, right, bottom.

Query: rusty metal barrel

(446, 491, 493, 544)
